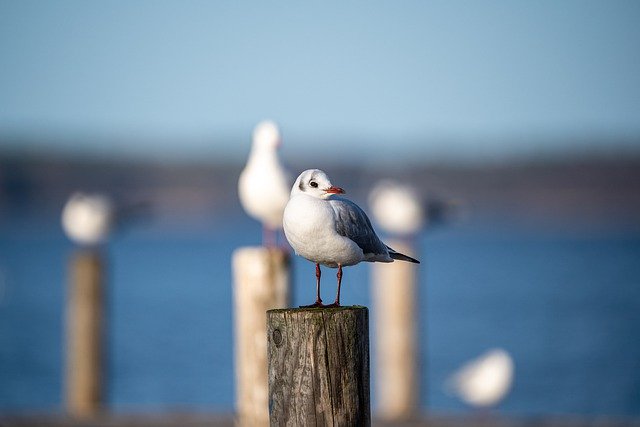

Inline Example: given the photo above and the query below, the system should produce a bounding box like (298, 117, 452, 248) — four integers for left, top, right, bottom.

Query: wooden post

(232, 247, 290, 426)
(372, 239, 420, 420)
(267, 306, 370, 426)
(65, 250, 104, 418)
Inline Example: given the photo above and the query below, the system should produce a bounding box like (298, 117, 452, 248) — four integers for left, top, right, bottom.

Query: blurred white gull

(238, 120, 292, 245)
(62, 192, 114, 246)
(368, 180, 425, 236)
(283, 169, 419, 307)
(446, 348, 515, 408)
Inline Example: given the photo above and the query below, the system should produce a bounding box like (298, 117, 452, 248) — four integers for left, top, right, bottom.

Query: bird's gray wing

(328, 197, 388, 256)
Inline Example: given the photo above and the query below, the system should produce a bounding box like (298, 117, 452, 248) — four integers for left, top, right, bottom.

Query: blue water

(1, 216, 639, 417)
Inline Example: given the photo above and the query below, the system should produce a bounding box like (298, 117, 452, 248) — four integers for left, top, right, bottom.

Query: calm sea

(1, 215, 639, 417)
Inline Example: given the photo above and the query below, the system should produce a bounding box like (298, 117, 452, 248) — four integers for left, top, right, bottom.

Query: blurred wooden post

(65, 250, 104, 418)
(232, 247, 290, 426)
(268, 306, 370, 426)
(372, 239, 419, 420)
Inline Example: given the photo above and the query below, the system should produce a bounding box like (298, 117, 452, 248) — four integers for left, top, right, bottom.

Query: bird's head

(291, 169, 345, 199)
(252, 120, 281, 149)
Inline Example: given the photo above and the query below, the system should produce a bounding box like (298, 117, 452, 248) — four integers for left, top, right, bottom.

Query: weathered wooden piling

(232, 247, 290, 426)
(65, 250, 104, 418)
(372, 240, 420, 420)
(267, 306, 370, 426)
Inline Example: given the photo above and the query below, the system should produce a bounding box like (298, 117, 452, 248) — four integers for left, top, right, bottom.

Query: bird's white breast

(283, 194, 364, 267)
(238, 153, 290, 229)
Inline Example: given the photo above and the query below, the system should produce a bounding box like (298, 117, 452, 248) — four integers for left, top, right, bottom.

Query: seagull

(61, 192, 150, 246)
(368, 180, 425, 236)
(62, 192, 114, 246)
(369, 179, 461, 235)
(445, 348, 515, 409)
(238, 120, 292, 246)
(283, 169, 420, 307)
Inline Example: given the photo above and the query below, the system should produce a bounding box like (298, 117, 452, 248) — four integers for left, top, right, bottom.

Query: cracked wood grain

(267, 306, 370, 426)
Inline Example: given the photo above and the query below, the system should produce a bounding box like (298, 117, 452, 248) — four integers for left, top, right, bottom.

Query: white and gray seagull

(283, 169, 420, 307)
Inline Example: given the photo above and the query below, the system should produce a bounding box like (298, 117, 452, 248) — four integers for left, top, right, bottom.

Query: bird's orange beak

(324, 186, 345, 195)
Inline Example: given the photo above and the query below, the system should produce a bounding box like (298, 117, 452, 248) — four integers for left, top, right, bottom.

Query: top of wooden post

(268, 305, 367, 314)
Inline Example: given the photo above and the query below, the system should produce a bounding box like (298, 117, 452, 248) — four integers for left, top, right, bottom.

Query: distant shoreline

(1, 151, 639, 228)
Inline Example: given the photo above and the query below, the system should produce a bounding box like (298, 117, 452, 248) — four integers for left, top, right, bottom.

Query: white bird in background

(61, 192, 150, 246)
(62, 192, 114, 246)
(446, 348, 515, 409)
(369, 179, 462, 236)
(283, 169, 420, 307)
(238, 120, 292, 246)
(368, 180, 425, 236)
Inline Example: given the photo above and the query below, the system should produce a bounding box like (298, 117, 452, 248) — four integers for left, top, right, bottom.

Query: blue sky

(1, 1, 639, 161)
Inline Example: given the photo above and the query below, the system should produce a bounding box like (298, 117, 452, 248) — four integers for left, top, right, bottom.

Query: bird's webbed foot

(300, 300, 325, 308)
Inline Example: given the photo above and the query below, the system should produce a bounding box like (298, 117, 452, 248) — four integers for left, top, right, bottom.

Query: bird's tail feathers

(387, 246, 420, 264)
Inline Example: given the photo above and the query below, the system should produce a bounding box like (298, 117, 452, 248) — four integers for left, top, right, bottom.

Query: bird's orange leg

(325, 264, 342, 307)
(301, 263, 324, 308)
(262, 226, 278, 247)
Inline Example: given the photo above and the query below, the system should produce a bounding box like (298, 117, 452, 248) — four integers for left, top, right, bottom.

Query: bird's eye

(309, 181, 318, 188)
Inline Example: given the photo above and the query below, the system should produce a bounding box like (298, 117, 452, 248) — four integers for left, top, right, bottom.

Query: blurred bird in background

(446, 348, 515, 409)
(62, 193, 114, 246)
(238, 120, 292, 246)
(368, 180, 425, 237)
(369, 179, 461, 236)
(61, 192, 150, 246)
